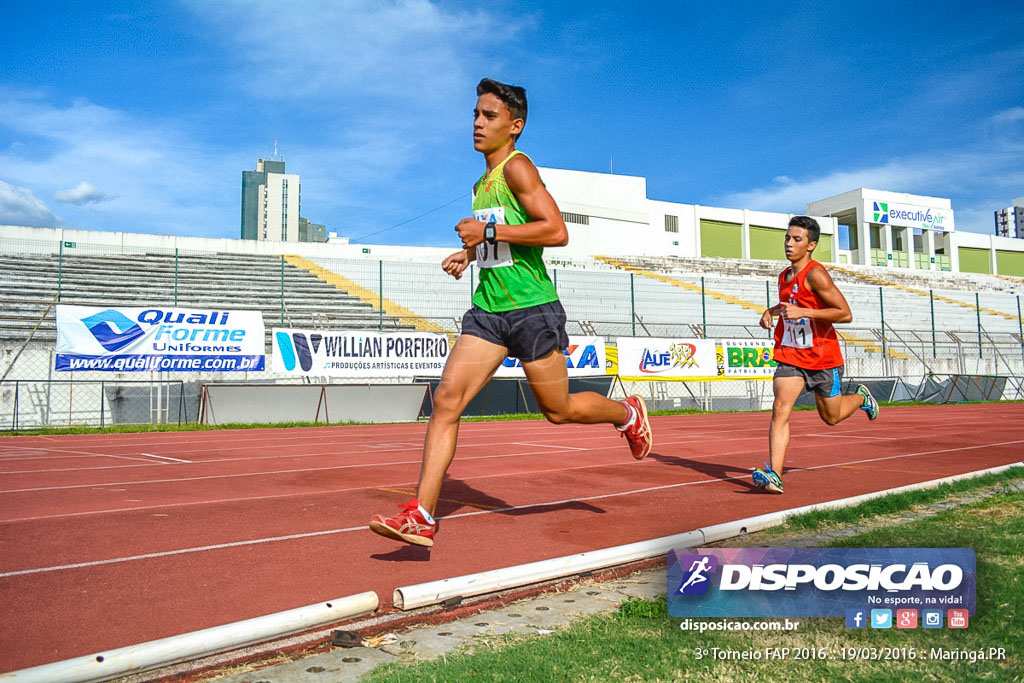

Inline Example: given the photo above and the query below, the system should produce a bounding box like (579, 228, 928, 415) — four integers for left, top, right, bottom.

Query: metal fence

(2, 235, 1022, 429)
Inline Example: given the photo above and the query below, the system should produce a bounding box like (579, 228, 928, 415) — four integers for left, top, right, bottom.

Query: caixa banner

(668, 548, 975, 618)
(493, 336, 607, 378)
(55, 305, 265, 372)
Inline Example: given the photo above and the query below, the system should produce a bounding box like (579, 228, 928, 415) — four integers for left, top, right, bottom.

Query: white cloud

(717, 145, 1024, 234)
(992, 107, 1024, 124)
(175, 1, 522, 239)
(0, 92, 240, 236)
(0, 180, 61, 227)
(189, 0, 507, 105)
(54, 180, 111, 205)
(718, 158, 961, 213)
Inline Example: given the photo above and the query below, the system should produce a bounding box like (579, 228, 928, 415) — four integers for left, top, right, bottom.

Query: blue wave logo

(81, 310, 146, 352)
(276, 332, 322, 371)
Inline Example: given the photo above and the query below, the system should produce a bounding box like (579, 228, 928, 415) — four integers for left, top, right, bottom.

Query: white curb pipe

(394, 531, 704, 610)
(8, 591, 379, 683)
(395, 462, 1023, 610)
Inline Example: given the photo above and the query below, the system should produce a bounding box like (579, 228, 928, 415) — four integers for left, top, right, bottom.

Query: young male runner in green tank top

(369, 78, 653, 548)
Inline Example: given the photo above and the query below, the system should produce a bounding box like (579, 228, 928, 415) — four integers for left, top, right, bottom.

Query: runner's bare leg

(416, 334, 507, 516)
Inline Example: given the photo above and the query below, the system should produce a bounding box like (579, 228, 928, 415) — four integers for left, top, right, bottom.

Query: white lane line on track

(4, 439, 1022, 578)
(138, 453, 192, 464)
(0, 526, 366, 578)
(509, 441, 588, 451)
(0, 447, 591, 494)
(2, 421, 1017, 489)
(1, 412, 1010, 467)
(3, 451, 710, 523)
(2, 418, 1006, 476)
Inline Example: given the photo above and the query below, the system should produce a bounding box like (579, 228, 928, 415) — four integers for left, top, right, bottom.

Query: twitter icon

(870, 609, 892, 629)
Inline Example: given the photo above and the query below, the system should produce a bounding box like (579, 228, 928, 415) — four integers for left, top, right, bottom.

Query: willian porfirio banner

(272, 329, 450, 377)
(55, 305, 265, 372)
(272, 330, 606, 379)
(668, 548, 976, 618)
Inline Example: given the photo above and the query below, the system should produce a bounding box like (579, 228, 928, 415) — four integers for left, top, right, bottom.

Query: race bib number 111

(781, 317, 813, 349)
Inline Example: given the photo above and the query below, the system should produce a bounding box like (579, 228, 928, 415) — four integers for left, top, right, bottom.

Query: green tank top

(471, 150, 559, 312)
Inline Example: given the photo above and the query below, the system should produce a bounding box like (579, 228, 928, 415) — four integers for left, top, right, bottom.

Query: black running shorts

(775, 362, 844, 398)
(460, 300, 569, 362)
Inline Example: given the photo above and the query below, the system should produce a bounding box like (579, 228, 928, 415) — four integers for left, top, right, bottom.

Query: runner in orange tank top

(752, 216, 880, 494)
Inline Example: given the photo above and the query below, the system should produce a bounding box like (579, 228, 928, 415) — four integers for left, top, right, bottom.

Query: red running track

(1, 403, 1023, 672)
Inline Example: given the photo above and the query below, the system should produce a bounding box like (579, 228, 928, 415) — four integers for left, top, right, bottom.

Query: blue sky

(2, 1, 1022, 249)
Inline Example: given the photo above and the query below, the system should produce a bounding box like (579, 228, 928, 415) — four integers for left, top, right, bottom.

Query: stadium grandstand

(1, 219, 1022, 429)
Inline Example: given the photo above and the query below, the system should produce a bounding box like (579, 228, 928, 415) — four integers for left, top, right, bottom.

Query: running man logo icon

(676, 555, 718, 596)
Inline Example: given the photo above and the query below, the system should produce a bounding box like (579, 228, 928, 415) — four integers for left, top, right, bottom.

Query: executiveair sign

(865, 200, 955, 231)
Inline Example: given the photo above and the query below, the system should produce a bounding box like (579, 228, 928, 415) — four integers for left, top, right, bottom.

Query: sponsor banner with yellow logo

(720, 339, 776, 379)
(615, 337, 718, 380)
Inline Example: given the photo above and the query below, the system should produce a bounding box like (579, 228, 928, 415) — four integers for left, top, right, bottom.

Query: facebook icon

(845, 608, 866, 629)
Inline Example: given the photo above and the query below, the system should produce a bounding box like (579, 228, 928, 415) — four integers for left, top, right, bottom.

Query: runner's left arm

(454, 155, 568, 248)
(780, 267, 853, 323)
(441, 248, 474, 280)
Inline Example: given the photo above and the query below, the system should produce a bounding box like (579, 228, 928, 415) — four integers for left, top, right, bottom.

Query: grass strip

(364, 487, 1023, 682)
(769, 466, 1024, 533)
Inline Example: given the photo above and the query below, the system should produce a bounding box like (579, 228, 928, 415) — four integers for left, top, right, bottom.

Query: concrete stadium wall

(199, 383, 429, 425)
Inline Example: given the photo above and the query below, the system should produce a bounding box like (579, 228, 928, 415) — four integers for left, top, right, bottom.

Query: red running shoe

(369, 498, 435, 547)
(619, 395, 653, 460)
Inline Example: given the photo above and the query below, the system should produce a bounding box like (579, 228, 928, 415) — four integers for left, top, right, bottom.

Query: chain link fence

(2, 235, 1022, 429)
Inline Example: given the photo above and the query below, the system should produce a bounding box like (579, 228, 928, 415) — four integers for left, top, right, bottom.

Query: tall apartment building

(240, 158, 301, 241)
(994, 196, 1024, 239)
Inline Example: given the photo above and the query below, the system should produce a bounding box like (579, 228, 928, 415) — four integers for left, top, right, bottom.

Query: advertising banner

(668, 548, 976, 618)
(720, 339, 777, 379)
(272, 329, 450, 377)
(493, 336, 607, 378)
(615, 337, 718, 380)
(55, 305, 265, 372)
(864, 200, 955, 231)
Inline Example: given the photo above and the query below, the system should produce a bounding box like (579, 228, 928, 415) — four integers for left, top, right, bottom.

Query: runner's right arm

(760, 304, 783, 329)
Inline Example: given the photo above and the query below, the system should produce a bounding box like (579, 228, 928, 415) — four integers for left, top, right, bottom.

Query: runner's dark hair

(789, 215, 820, 243)
(477, 78, 527, 139)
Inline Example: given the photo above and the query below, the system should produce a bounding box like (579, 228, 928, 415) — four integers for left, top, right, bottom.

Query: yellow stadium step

(595, 255, 906, 359)
(593, 255, 763, 312)
(830, 265, 1022, 323)
(284, 255, 454, 340)
(992, 273, 1024, 287)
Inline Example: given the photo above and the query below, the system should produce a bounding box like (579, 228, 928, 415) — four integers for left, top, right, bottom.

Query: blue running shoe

(857, 384, 879, 420)
(752, 462, 784, 494)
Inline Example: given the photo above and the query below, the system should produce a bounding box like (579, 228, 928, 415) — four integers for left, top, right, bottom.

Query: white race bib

(473, 207, 513, 269)
(781, 317, 813, 349)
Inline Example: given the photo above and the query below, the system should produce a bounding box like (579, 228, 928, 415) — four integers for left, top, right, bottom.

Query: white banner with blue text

(56, 305, 265, 372)
(272, 329, 450, 377)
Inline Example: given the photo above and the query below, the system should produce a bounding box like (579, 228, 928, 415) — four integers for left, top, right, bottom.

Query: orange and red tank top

(772, 260, 845, 370)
